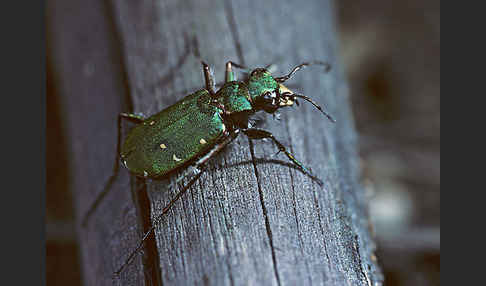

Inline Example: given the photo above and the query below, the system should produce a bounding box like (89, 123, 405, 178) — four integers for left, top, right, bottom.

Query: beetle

(91, 60, 335, 276)
(120, 60, 334, 182)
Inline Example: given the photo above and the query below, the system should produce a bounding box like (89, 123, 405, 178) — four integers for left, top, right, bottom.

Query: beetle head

(247, 62, 336, 122)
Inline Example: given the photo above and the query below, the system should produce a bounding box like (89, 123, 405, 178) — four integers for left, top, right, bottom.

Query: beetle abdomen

(121, 90, 226, 178)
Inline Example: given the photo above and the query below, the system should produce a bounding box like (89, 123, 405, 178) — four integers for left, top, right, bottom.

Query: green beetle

(119, 61, 335, 183)
(82, 61, 335, 228)
(105, 61, 336, 276)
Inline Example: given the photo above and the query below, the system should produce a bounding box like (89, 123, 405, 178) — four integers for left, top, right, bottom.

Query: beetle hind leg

(225, 61, 249, 82)
(114, 131, 240, 276)
(243, 128, 323, 186)
(81, 112, 146, 227)
(225, 61, 235, 82)
(201, 61, 216, 96)
(171, 130, 240, 188)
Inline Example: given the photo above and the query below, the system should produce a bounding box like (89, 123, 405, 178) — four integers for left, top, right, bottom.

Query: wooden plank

(69, 0, 383, 284)
(47, 0, 149, 284)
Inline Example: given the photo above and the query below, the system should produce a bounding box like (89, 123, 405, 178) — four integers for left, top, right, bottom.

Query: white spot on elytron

(221, 124, 226, 132)
(200, 138, 207, 145)
(122, 160, 128, 168)
(160, 143, 167, 149)
(143, 170, 148, 177)
(173, 154, 182, 162)
(149, 121, 155, 126)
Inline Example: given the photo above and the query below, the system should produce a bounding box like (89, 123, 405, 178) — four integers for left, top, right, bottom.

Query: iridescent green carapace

(119, 61, 335, 180)
(121, 90, 225, 177)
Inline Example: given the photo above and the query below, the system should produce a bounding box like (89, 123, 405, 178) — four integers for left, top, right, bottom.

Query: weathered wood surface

(48, 0, 149, 285)
(50, 0, 382, 285)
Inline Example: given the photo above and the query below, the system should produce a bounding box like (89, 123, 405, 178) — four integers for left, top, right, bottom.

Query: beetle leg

(226, 61, 249, 71)
(81, 112, 146, 227)
(119, 112, 145, 123)
(113, 169, 203, 278)
(209, 100, 228, 116)
(243, 128, 323, 185)
(114, 130, 240, 277)
(201, 61, 216, 96)
(225, 61, 235, 82)
(173, 130, 239, 186)
(225, 61, 250, 82)
(275, 61, 331, 83)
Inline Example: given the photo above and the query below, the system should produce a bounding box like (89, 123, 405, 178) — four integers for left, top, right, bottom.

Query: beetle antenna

(275, 61, 331, 83)
(292, 94, 336, 123)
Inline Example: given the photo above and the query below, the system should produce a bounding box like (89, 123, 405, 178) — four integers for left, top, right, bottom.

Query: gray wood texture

(48, 0, 149, 285)
(49, 0, 382, 285)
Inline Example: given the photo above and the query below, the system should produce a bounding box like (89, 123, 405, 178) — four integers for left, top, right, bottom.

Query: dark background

(337, 0, 440, 285)
(46, 0, 440, 285)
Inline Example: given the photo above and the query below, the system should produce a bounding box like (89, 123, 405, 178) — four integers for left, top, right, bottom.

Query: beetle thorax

(214, 81, 254, 129)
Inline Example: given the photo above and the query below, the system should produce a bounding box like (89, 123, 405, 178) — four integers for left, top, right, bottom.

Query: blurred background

(46, 0, 440, 285)
(337, 0, 440, 285)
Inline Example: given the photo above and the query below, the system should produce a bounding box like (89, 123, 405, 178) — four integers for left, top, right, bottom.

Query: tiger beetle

(85, 60, 336, 276)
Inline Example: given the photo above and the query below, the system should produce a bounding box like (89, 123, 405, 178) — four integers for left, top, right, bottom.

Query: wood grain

(54, 0, 384, 285)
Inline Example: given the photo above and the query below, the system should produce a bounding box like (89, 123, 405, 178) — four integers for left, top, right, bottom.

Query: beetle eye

(263, 91, 274, 102)
(250, 68, 268, 78)
(263, 91, 280, 106)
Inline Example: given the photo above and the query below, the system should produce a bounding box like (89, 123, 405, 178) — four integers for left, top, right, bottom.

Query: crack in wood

(224, 0, 244, 66)
(224, 1, 282, 284)
(312, 185, 334, 282)
(151, 32, 195, 92)
(104, 0, 162, 283)
(223, 1, 283, 283)
(285, 119, 313, 285)
(132, 178, 163, 285)
(79, 0, 138, 228)
(214, 162, 237, 286)
(354, 235, 372, 286)
(248, 139, 282, 286)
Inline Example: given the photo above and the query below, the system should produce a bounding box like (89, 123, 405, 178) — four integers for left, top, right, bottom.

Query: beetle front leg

(225, 61, 249, 82)
(81, 112, 146, 227)
(243, 128, 323, 185)
(225, 61, 236, 82)
(201, 61, 216, 96)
